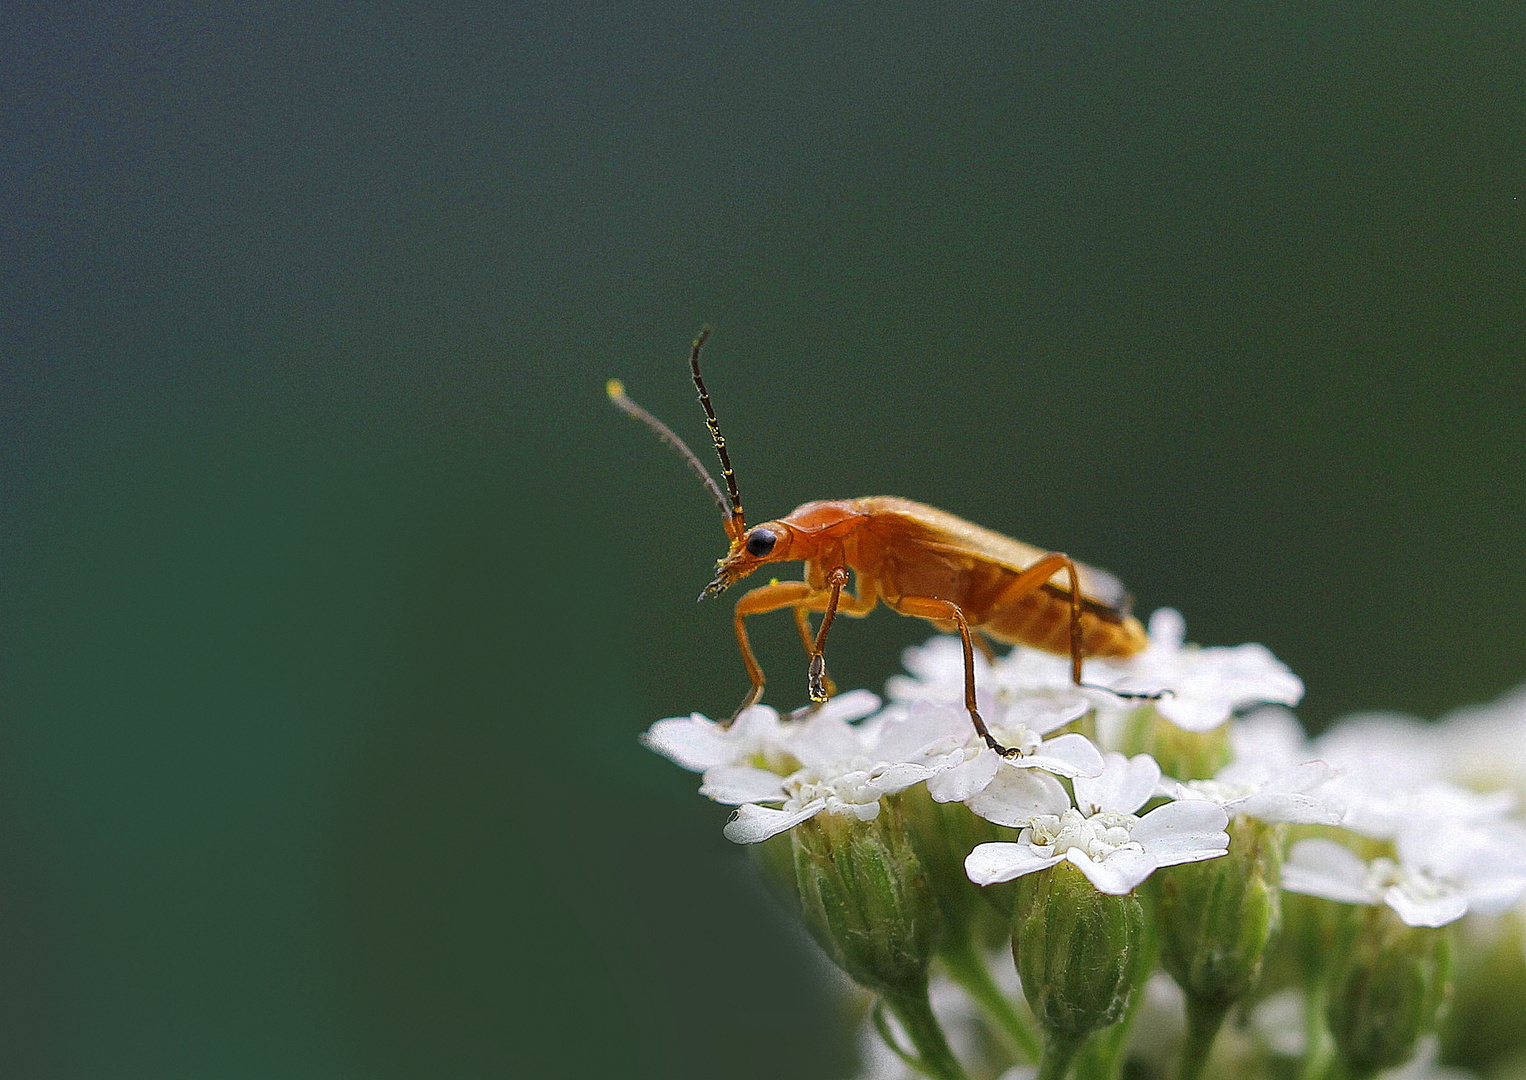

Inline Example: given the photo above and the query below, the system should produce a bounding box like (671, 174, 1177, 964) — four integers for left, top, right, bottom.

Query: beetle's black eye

(745, 528, 777, 558)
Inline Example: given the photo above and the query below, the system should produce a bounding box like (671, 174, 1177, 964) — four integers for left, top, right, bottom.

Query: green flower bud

(1159, 815, 1283, 1006)
(1127, 707, 1230, 782)
(1158, 816, 1283, 1079)
(791, 798, 942, 997)
(1262, 846, 1381, 995)
(1326, 905, 1452, 1080)
(1014, 860, 1150, 1042)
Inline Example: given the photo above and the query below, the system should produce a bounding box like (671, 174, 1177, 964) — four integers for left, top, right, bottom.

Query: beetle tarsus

(983, 732, 1021, 758)
(807, 654, 832, 702)
(1081, 682, 1172, 702)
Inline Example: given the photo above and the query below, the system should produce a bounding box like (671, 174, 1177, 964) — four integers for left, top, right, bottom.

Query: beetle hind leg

(890, 595, 1021, 757)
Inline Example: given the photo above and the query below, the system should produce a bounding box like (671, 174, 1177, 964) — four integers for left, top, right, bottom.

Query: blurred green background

(2, 2, 1522, 1077)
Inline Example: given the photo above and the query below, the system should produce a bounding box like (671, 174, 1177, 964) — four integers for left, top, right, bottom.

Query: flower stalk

(937, 931, 1041, 1063)
(875, 988, 974, 1080)
(1159, 816, 1284, 1078)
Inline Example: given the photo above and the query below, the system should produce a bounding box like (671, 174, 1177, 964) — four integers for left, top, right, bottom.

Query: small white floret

(965, 752, 1229, 895)
(1089, 609, 1305, 733)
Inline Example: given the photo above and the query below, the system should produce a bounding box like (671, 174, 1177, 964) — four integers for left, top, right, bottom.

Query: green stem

(940, 935, 1041, 1064)
(1177, 996, 1230, 1080)
(880, 986, 973, 1080)
(1036, 1030, 1086, 1080)
(1298, 982, 1335, 1080)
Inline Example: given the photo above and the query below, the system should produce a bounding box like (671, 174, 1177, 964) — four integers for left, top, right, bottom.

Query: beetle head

(699, 521, 792, 599)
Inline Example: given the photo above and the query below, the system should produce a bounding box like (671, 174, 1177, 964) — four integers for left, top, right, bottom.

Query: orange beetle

(609, 329, 1155, 755)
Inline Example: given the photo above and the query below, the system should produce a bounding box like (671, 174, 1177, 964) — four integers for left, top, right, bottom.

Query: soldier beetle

(608, 329, 1159, 756)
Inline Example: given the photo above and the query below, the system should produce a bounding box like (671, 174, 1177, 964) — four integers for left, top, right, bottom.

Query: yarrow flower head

(867, 698, 1105, 820)
(1091, 608, 1306, 733)
(965, 752, 1231, 895)
(636, 612, 1526, 1080)
(1164, 706, 1344, 825)
(670, 698, 966, 844)
(1282, 806, 1526, 927)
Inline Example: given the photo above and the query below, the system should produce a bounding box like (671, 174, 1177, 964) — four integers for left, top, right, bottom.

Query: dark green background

(2, 3, 1522, 1077)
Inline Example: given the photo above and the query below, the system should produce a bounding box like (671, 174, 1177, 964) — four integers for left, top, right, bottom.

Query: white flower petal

(1154, 644, 1305, 732)
(790, 713, 866, 768)
(1236, 788, 1345, 826)
(967, 767, 1072, 828)
(639, 713, 737, 772)
(843, 799, 883, 822)
(869, 761, 940, 797)
(1075, 753, 1161, 815)
(1384, 881, 1468, 928)
(1132, 800, 1230, 864)
(1225, 706, 1313, 778)
(814, 688, 882, 724)
(966, 842, 1064, 886)
(872, 702, 967, 763)
(1232, 761, 1345, 825)
(1460, 871, 1526, 915)
(926, 749, 1000, 804)
(1014, 732, 1105, 779)
(698, 765, 788, 805)
(1281, 839, 1378, 905)
(1002, 692, 1091, 735)
(723, 800, 825, 844)
(1068, 847, 1157, 895)
(1149, 608, 1186, 649)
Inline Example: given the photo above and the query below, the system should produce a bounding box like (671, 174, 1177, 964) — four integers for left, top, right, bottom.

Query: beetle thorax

(781, 499, 871, 536)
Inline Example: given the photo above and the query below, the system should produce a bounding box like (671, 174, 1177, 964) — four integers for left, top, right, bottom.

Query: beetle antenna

(607, 377, 731, 522)
(687, 328, 747, 540)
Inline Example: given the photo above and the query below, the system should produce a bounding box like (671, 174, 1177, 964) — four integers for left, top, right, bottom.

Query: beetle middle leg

(804, 567, 851, 702)
(731, 570, 877, 721)
(792, 606, 837, 702)
(730, 581, 820, 722)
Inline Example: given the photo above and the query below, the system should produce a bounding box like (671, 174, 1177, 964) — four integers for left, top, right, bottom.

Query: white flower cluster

(645, 609, 1320, 895)
(641, 607, 1526, 1080)
(1279, 700, 1526, 928)
(645, 609, 1526, 924)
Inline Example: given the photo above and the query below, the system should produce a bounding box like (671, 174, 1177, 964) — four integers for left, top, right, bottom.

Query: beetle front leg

(730, 581, 820, 724)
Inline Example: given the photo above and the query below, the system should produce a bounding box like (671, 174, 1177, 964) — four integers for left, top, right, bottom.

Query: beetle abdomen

(979, 589, 1149, 659)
